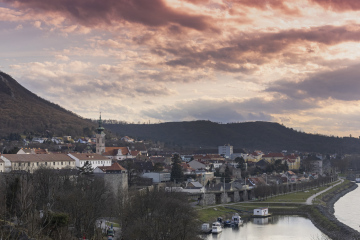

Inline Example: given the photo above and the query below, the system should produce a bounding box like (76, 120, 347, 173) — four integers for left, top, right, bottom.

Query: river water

(204, 215, 326, 240)
(334, 183, 360, 231)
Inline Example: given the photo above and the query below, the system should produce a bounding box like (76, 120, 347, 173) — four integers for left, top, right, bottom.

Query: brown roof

(104, 147, 130, 156)
(2, 154, 74, 162)
(98, 162, 126, 172)
(131, 150, 140, 157)
(69, 153, 109, 160)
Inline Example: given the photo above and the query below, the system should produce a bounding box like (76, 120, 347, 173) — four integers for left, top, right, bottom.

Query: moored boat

(231, 213, 243, 227)
(212, 221, 222, 234)
(201, 223, 212, 233)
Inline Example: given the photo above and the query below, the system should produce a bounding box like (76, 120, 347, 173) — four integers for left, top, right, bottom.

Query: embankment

(305, 181, 359, 240)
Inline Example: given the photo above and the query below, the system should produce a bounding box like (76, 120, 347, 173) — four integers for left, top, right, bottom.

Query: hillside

(0, 71, 95, 137)
(104, 121, 360, 153)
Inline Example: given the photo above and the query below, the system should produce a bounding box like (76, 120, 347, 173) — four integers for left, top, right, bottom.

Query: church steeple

(97, 112, 105, 134)
(96, 113, 106, 155)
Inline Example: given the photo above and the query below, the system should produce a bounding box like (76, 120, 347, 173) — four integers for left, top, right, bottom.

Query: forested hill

(0, 71, 95, 137)
(104, 121, 360, 153)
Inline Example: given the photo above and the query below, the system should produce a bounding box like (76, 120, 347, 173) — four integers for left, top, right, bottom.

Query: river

(204, 215, 326, 240)
(334, 183, 360, 231)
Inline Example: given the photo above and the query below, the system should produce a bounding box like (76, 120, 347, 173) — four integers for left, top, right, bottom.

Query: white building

(68, 153, 112, 168)
(218, 144, 233, 158)
(253, 207, 269, 216)
(142, 172, 171, 183)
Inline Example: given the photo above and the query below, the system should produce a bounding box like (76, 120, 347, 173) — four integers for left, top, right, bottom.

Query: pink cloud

(309, 0, 360, 11)
(1, 0, 216, 31)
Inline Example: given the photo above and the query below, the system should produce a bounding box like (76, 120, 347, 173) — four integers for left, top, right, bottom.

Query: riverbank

(197, 180, 360, 239)
(311, 181, 359, 240)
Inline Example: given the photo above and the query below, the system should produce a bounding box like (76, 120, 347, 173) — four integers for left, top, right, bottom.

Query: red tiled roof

(98, 162, 126, 171)
(103, 147, 130, 156)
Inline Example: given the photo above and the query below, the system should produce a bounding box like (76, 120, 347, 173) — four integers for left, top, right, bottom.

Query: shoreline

(301, 181, 359, 240)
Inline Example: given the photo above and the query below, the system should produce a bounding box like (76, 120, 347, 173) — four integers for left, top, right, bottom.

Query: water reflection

(205, 215, 325, 240)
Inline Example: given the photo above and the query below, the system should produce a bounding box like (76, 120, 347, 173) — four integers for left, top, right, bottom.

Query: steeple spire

(97, 112, 105, 134)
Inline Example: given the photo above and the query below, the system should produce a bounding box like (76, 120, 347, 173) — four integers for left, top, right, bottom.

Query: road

(305, 178, 343, 205)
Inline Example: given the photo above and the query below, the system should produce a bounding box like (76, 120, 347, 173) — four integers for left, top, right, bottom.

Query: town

(0, 116, 350, 239)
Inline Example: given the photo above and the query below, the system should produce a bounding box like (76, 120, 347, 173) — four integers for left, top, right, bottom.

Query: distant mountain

(104, 120, 360, 153)
(0, 71, 95, 137)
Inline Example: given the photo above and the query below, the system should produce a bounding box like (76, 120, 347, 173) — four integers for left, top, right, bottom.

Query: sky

(1, 0, 360, 137)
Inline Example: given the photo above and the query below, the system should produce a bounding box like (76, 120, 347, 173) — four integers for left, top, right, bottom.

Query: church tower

(96, 113, 106, 155)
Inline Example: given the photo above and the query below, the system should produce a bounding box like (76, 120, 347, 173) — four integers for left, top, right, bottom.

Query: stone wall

(103, 173, 128, 197)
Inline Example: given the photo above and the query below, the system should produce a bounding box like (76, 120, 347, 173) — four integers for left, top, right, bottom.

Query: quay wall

(307, 182, 359, 240)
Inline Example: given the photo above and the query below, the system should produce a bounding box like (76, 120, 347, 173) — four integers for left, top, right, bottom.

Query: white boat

(231, 213, 243, 227)
(356, 174, 360, 183)
(212, 221, 222, 234)
(201, 223, 212, 233)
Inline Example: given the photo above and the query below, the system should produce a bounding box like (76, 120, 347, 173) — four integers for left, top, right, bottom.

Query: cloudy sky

(2, 0, 360, 137)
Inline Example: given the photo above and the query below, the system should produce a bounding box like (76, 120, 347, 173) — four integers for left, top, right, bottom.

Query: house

(303, 154, 323, 175)
(94, 162, 127, 174)
(94, 162, 128, 195)
(262, 153, 284, 164)
(68, 153, 112, 168)
(181, 155, 193, 162)
(17, 148, 48, 154)
(149, 156, 172, 166)
(218, 144, 233, 158)
(181, 162, 195, 175)
(188, 160, 207, 171)
(0, 157, 5, 172)
(253, 207, 269, 216)
(134, 161, 154, 173)
(121, 136, 135, 143)
(32, 137, 47, 144)
(1, 154, 76, 173)
(219, 163, 242, 179)
(103, 147, 131, 160)
(183, 181, 204, 193)
(141, 172, 171, 183)
(63, 136, 72, 141)
(76, 138, 90, 144)
(283, 154, 301, 170)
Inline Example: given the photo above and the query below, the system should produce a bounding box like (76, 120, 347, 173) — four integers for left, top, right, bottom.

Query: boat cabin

(253, 207, 268, 216)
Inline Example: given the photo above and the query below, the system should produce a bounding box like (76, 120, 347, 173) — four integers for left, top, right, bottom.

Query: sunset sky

(2, 0, 360, 137)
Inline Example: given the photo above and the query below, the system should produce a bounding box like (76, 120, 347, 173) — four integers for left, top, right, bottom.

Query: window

(61, 162, 63, 165)
(53, 162, 55, 165)
(37, 162, 39, 166)
(45, 162, 47, 166)
(28, 162, 30, 166)
(69, 161, 71, 165)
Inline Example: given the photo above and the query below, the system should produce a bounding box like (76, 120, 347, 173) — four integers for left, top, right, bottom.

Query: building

(141, 172, 171, 183)
(253, 207, 269, 216)
(1, 154, 76, 173)
(0, 157, 5, 172)
(68, 153, 112, 168)
(262, 153, 284, 164)
(17, 148, 48, 154)
(103, 147, 131, 160)
(218, 144, 233, 158)
(94, 162, 128, 196)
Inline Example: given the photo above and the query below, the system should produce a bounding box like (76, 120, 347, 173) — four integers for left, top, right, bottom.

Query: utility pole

(223, 177, 226, 203)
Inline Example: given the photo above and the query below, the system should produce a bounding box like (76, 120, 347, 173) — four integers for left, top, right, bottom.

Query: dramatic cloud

(1, 0, 216, 31)
(3, 0, 360, 136)
(266, 64, 360, 101)
(142, 97, 318, 123)
(161, 24, 360, 72)
(310, 0, 360, 11)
